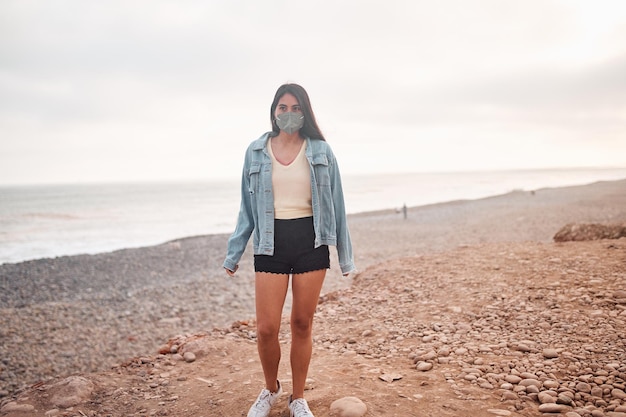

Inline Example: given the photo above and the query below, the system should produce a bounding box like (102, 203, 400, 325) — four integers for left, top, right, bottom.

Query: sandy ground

(1, 179, 625, 417)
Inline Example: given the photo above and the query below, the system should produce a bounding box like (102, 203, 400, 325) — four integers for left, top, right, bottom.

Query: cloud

(1, 0, 626, 184)
(376, 52, 626, 129)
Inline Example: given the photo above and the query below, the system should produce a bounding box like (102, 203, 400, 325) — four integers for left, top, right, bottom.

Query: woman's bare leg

(290, 269, 326, 399)
(254, 272, 290, 392)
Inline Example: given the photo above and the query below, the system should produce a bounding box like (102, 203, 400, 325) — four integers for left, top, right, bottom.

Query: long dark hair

(269, 83, 326, 141)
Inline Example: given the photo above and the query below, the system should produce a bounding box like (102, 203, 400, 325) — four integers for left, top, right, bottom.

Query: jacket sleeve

(223, 149, 255, 272)
(328, 148, 356, 275)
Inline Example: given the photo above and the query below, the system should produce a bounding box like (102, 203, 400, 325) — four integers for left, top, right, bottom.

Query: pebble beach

(1, 178, 625, 416)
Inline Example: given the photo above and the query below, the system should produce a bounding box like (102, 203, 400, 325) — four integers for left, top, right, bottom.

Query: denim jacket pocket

(311, 154, 331, 187)
(248, 163, 261, 194)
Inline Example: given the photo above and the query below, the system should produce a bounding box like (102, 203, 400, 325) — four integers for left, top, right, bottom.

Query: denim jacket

(223, 132, 356, 275)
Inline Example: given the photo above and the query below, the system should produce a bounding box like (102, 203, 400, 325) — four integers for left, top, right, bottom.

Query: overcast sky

(1, 0, 626, 185)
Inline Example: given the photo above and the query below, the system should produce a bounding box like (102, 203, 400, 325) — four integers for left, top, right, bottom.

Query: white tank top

(268, 140, 313, 219)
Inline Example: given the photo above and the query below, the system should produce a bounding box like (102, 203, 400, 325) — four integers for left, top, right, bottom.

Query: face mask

(276, 112, 304, 134)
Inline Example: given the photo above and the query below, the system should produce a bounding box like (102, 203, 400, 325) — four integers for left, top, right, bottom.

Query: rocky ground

(1, 179, 625, 416)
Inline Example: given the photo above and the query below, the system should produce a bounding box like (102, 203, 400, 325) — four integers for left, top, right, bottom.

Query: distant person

(223, 83, 356, 417)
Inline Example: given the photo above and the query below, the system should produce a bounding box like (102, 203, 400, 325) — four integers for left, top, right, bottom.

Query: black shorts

(254, 217, 330, 275)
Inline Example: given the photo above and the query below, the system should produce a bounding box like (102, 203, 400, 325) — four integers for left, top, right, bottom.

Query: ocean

(1, 168, 625, 265)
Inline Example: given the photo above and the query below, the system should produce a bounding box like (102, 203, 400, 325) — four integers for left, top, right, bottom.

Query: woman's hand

(225, 265, 238, 277)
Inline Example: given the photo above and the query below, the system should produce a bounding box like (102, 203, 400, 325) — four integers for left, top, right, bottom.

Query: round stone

(504, 375, 522, 384)
(538, 403, 568, 413)
(416, 361, 433, 371)
(330, 396, 367, 417)
(543, 348, 559, 359)
(538, 392, 556, 404)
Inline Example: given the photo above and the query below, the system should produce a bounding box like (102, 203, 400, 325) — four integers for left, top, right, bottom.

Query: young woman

(223, 83, 356, 417)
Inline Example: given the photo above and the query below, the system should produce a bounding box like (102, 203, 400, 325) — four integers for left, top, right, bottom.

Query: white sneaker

(288, 395, 314, 417)
(247, 380, 282, 417)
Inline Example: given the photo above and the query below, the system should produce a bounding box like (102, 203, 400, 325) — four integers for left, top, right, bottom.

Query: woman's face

(274, 93, 302, 118)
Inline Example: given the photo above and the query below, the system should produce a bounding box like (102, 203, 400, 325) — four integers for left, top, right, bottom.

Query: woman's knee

(291, 315, 313, 337)
(256, 322, 280, 341)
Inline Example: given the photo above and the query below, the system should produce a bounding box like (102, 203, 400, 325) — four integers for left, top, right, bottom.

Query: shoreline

(3, 177, 625, 267)
(1, 178, 625, 396)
